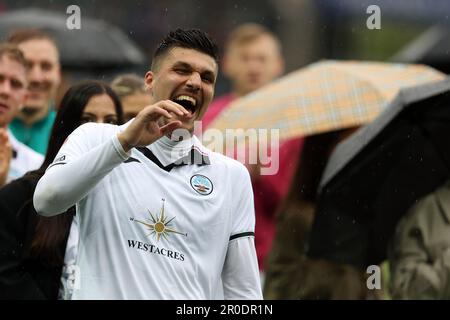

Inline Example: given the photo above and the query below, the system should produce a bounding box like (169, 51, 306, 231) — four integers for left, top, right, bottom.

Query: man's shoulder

(8, 132, 43, 164)
(7, 132, 43, 181)
(70, 122, 124, 142)
(202, 145, 249, 178)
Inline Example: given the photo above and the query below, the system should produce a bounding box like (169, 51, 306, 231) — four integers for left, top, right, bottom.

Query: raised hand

(117, 100, 191, 152)
(0, 128, 12, 186)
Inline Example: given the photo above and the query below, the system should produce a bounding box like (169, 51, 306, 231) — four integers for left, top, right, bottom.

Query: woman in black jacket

(0, 80, 123, 299)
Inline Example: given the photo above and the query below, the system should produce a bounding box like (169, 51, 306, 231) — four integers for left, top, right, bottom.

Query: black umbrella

(0, 8, 147, 69)
(307, 77, 450, 268)
(392, 25, 450, 74)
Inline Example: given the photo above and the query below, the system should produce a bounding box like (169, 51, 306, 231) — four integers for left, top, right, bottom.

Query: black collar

(134, 146, 210, 172)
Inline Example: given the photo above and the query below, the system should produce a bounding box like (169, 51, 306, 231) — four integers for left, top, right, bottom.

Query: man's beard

(21, 106, 41, 117)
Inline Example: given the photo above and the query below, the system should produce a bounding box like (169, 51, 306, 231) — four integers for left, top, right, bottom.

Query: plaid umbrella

(208, 60, 445, 141)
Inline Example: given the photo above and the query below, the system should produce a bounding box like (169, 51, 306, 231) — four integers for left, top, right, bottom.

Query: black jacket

(0, 175, 71, 299)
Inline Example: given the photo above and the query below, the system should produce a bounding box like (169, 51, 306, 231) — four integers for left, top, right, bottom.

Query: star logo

(133, 199, 187, 241)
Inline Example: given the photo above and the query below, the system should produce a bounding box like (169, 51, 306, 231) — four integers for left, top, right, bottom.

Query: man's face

(18, 38, 61, 111)
(122, 92, 153, 123)
(145, 47, 217, 133)
(224, 35, 284, 96)
(0, 56, 27, 127)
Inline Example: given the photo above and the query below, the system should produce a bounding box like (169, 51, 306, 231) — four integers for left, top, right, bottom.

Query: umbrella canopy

(0, 8, 147, 69)
(208, 60, 445, 143)
(308, 77, 450, 268)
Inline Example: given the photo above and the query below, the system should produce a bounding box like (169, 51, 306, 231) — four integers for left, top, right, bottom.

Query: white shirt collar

(148, 134, 210, 167)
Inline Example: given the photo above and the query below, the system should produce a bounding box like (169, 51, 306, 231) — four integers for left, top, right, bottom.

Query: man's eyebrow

(173, 61, 215, 76)
(173, 61, 192, 69)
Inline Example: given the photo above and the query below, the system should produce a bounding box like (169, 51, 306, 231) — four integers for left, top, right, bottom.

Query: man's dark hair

(151, 28, 219, 71)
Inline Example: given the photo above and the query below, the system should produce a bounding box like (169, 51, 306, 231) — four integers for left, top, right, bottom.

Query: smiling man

(34, 29, 262, 300)
(8, 29, 61, 155)
(0, 43, 43, 186)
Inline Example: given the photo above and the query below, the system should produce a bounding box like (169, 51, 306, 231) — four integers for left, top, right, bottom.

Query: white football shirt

(34, 122, 262, 300)
(7, 130, 43, 182)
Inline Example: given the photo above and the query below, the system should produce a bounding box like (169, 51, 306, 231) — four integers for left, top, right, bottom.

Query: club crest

(190, 174, 213, 195)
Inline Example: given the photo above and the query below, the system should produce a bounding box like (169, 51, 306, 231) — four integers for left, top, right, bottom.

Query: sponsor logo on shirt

(128, 199, 187, 261)
(130, 199, 187, 242)
(126, 239, 185, 261)
(190, 174, 213, 195)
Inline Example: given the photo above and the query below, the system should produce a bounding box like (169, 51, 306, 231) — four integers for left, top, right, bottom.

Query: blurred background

(1, 0, 449, 103)
(2, 0, 450, 300)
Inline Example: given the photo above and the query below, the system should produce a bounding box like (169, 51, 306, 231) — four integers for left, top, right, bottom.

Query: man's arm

(222, 166, 262, 300)
(389, 194, 450, 299)
(222, 236, 262, 299)
(33, 124, 130, 216)
(34, 102, 190, 217)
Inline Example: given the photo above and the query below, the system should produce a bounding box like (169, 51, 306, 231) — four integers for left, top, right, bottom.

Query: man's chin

(25, 97, 49, 109)
(20, 106, 44, 117)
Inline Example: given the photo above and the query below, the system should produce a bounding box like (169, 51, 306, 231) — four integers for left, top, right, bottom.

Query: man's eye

(175, 69, 189, 74)
(41, 62, 53, 71)
(202, 76, 213, 84)
(11, 80, 24, 89)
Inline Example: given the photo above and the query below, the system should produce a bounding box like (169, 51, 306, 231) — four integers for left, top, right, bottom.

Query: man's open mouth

(173, 95, 197, 115)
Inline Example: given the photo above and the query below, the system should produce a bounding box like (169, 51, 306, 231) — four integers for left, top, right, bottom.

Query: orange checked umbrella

(208, 60, 446, 141)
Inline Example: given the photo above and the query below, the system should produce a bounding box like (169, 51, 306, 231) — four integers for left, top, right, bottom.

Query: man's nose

(29, 65, 45, 82)
(0, 80, 11, 97)
(186, 72, 201, 91)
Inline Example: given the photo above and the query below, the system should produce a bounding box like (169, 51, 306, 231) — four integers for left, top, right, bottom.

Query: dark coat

(0, 175, 70, 299)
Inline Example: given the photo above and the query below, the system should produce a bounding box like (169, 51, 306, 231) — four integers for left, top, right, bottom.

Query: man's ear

(221, 55, 232, 78)
(276, 56, 285, 77)
(144, 71, 154, 95)
(57, 67, 62, 86)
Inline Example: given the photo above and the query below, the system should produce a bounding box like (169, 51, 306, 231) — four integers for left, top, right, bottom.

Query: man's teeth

(176, 95, 196, 106)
